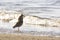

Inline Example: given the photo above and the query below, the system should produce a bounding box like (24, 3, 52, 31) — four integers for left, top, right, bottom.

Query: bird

(13, 14, 24, 32)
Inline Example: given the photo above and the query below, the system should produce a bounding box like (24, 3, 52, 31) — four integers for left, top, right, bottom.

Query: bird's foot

(14, 30, 21, 33)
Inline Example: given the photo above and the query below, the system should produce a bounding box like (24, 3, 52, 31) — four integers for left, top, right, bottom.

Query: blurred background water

(0, 0, 60, 18)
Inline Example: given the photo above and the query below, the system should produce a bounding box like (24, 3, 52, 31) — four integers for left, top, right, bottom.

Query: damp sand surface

(0, 33, 60, 40)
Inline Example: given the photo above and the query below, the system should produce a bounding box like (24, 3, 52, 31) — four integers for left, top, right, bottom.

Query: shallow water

(0, 21, 60, 37)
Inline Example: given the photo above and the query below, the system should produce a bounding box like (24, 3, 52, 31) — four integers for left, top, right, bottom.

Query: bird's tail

(13, 26, 16, 28)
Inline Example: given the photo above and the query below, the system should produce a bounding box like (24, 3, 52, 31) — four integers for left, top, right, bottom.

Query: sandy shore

(0, 33, 60, 40)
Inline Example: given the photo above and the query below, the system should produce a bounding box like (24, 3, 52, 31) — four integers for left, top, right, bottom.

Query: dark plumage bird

(13, 14, 24, 32)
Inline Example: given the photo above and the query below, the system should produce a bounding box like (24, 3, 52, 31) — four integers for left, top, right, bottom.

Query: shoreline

(0, 33, 60, 40)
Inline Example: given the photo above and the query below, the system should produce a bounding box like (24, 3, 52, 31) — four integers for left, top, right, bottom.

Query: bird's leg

(18, 27, 19, 32)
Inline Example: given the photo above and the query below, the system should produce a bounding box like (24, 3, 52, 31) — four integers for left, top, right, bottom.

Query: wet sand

(0, 33, 60, 40)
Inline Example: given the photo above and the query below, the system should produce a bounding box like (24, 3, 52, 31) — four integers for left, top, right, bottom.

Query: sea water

(0, 0, 60, 37)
